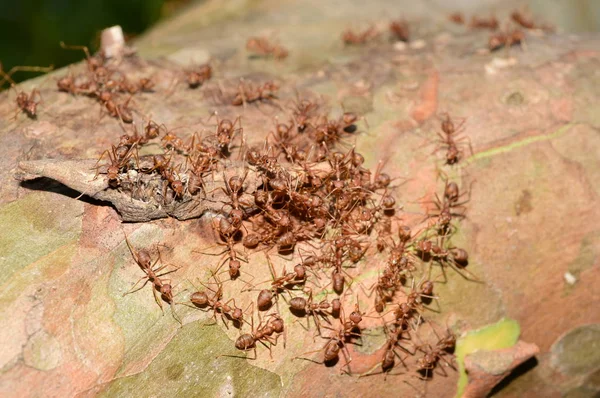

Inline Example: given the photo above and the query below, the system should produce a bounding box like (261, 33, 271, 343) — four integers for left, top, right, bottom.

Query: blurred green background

(0, 0, 192, 84)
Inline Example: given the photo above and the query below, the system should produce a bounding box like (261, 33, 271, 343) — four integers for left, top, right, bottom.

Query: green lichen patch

(100, 321, 282, 397)
(454, 318, 520, 398)
(0, 191, 82, 284)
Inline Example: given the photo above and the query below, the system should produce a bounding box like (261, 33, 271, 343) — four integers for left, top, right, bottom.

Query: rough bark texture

(1, 1, 599, 397)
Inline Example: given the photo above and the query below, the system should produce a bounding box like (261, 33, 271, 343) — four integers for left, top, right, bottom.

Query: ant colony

(11, 9, 548, 393)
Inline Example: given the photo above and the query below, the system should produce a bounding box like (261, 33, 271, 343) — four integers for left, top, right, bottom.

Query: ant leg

(339, 344, 354, 375)
(293, 345, 327, 363)
(123, 276, 150, 296)
(170, 300, 182, 325)
(122, 233, 139, 264)
(151, 287, 165, 314)
(220, 311, 229, 329)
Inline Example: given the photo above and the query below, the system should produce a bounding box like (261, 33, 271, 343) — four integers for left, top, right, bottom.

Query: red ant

(423, 177, 471, 236)
(289, 95, 319, 132)
(248, 254, 306, 311)
(342, 26, 380, 45)
(389, 20, 410, 42)
(448, 13, 465, 25)
(245, 143, 282, 176)
(123, 234, 181, 324)
(94, 143, 139, 188)
(289, 287, 335, 337)
(415, 237, 479, 282)
(359, 323, 411, 379)
(312, 112, 359, 147)
(469, 15, 499, 30)
(510, 10, 553, 32)
(220, 312, 286, 359)
(0, 65, 53, 119)
(188, 273, 249, 329)
(246, 37, 289, 60)
(59, 41, 107, 74)
(211, 115, 243, 155)
(220, 170, 251, 210)
(232, 80, 279, 106)
(119, 118, 161, 148)
(161, 165, 186, 201)
(97, 90, 135, 124)
(489, 29, 525, 52)
(433, 113, 472, 165)
(200, 216, 248, 279)
(415, 327, 456, 379)
(186, 64, 212, 89)
(294, 306, 362, 374)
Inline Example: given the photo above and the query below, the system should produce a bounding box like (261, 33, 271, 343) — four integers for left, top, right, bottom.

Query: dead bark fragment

(463, 340, 540, 398)
(15, 158, 258, 222)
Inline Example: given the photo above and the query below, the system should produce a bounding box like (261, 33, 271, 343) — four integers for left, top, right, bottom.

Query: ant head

(219, 119, 234, 133)
(351, 151, 365, 167)
(171, 180, 184, 196)
(160, 284, 173, 298)
(145, 120, 160, 139)
(232, 307, 243, 321)
(228, 175, 243, 192)
(228, 259, 241, 279)
(293, 264, 306, 280)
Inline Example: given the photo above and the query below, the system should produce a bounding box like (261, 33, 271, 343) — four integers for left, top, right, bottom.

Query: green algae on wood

(0, 191, 82, 283)
(100, 321, 282, 397)
(455, 318, 520, 398)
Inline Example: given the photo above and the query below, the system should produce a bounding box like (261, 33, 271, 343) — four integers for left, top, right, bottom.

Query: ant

(220, 312, 286, 360)
(249, 254, 306, 311)
(94, 143, 139, 188)
(220, 170, 250, 210)
(423, 177, 471, 236)
(389, 20, 410, 42)
(359, 323, 411, 379)
(448, 13, 465, 25)
(510, 10, 553, 32)
(59, 41, 107, 75)
(342, 26, 380, 45)
(123, 234, 181, 323)
(246, 37, 289, 60)
(160, 165, 186, 201)
(289, 95, 319, 132)
(289, 287, 335, 336)
(96, 90, 135, 123)
(188, 273, 249, 329)
(0, 65, 53, 119)
(312, 113, 359, 147)
(469, 15, 499, 30)
(368, 160, 392, 191)
(415, 238, 479, 282)
(294, 306, 362, 374)
(186, 64, 212, 89)
(415, 327, 456, 379)
(433, 113, 472, 165)
(116, 75, 155, 94)
(232, 80, 279, 106)
(200, 216, 248, 279)
(210, 115, 243, 155)
(489, 29, 525, 52)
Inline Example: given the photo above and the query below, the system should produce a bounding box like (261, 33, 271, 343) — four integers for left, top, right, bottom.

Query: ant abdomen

(235, 334, 255, 351)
